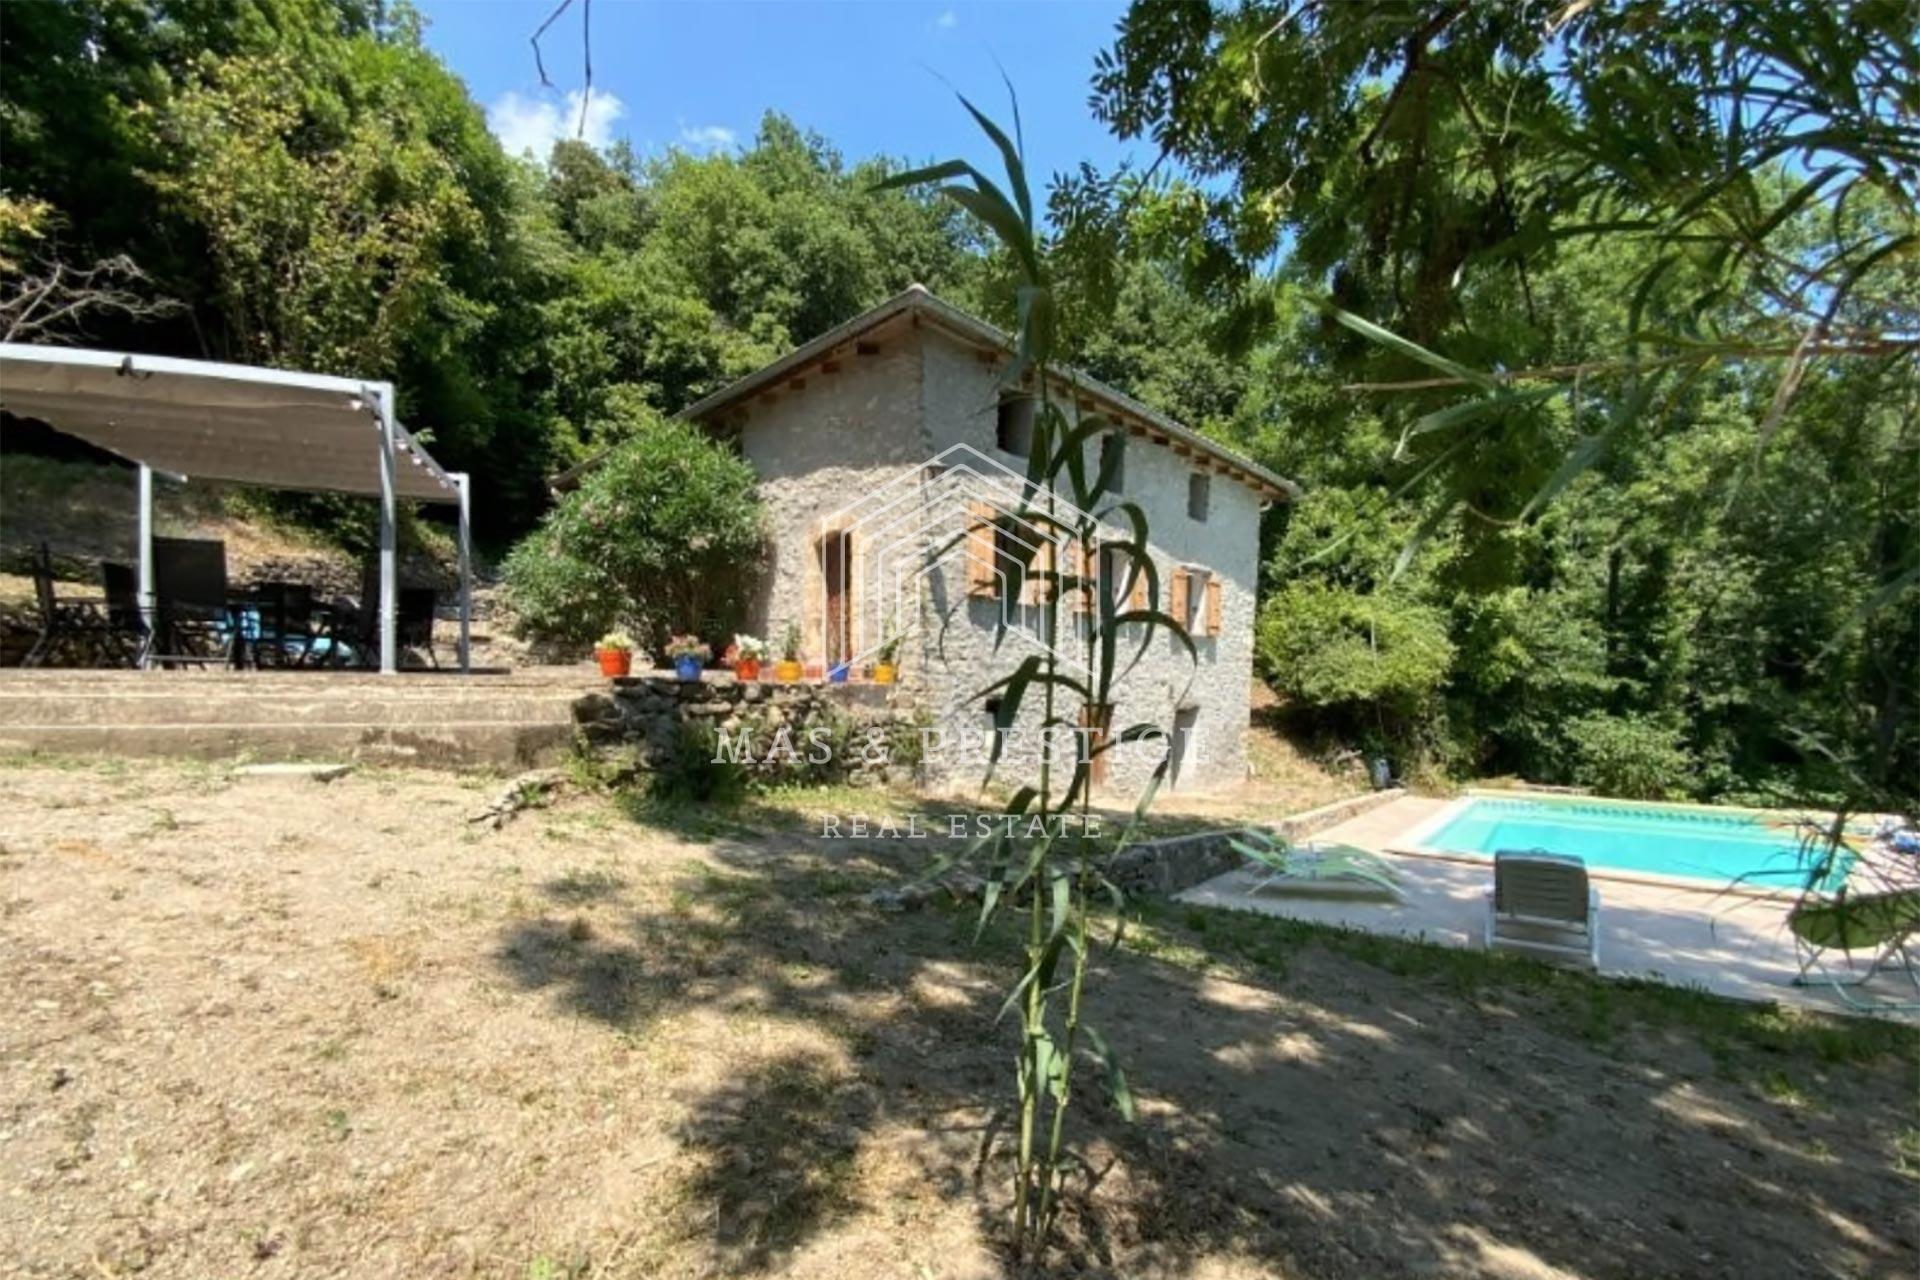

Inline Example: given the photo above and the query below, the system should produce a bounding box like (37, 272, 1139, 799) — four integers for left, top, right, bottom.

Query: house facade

(583, 286, 1297, 795)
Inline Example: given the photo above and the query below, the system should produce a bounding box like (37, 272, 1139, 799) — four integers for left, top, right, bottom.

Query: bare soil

(1, 757, 1914, 1279)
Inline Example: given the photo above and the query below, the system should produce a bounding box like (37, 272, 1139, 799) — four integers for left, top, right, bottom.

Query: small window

(993, 519, 1021, 600)
(1099, 543, 1130, 610)
(1188, 471, 1211, 521)
(1099, 432, 1126, 491)
(996, 393, 1036, 457)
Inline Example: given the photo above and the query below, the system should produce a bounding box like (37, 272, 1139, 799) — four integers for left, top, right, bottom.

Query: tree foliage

(500, 416, 766, 651)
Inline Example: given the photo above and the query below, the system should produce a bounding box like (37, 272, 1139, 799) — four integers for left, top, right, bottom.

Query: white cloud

(677, 123, 738, 152)
(935, 9, 958, 30)
(487, 88, 626, 160)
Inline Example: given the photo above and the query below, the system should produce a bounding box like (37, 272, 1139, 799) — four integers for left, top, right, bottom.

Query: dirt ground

(2, 757, 1915, 1279)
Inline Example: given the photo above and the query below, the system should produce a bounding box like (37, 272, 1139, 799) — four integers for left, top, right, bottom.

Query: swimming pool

(1409, 794, 1827, 891)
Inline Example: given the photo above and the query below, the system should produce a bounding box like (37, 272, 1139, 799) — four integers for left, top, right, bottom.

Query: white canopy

(0, 344, 458, 503)
(0, 343, 471, 673)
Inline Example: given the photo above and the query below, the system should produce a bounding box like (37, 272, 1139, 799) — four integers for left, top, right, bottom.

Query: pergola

(0, 344, 471, 674)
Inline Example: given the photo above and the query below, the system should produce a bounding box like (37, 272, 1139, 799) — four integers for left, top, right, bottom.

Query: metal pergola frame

(0, 344, 472, 674)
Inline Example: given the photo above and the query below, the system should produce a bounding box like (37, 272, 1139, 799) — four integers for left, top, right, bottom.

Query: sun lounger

(1485, 850, 1600, 969)
(1790, 885, 1920, 1015)
(1230, 829, 1404, 900)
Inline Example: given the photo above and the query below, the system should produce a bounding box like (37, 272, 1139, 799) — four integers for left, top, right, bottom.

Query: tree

(500, 415, 767, 650)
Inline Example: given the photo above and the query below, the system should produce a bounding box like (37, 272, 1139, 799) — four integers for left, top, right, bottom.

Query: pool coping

(1385, 790, 1829, 901)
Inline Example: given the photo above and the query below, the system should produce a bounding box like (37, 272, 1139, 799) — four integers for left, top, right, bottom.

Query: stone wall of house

(913, 327, 1264, 798)
(689, 313, 1270, 800)
(724, 321, 927, 660)
(573, 674, 921, 785)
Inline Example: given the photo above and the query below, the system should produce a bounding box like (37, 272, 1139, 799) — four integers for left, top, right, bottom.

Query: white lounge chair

(1484, 850, 1600, 969)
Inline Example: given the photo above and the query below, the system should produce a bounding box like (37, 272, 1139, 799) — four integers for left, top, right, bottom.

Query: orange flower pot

(735, 657, 761, 682)
(595, 648, 632, 678)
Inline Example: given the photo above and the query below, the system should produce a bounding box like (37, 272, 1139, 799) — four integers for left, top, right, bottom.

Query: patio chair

(149, 537, 233, 668)
(246, 581, 316, 667)
(1484, 850, 1601, 969)
(99, 561, 151, 667)
(1789, 883, 1920, 1015)
(1230, 828, 1404, 899)
(399, 586, 439, 668)
(22, 542, 116, 667)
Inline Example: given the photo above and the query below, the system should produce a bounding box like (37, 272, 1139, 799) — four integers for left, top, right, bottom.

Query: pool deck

(1179, 795, 1918, 1021)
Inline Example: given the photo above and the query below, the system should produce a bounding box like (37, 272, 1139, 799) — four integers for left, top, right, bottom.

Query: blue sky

(415, 0, 1144, 183)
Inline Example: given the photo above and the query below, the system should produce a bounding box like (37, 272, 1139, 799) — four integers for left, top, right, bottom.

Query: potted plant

(593, 630, 635, 679)
(664, 634, 710, 682)
(873, 625, 902, 685)
(732, 633, 767, 682)
(774, 621, 803, 683)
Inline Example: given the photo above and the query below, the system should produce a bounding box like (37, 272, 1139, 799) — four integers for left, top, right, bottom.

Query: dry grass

(1, 756, 1914, 1279)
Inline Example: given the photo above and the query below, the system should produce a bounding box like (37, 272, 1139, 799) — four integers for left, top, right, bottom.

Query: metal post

(375, 384, 398, 675)
(455, 471, 472, 674)
(136, 463, 154, 669)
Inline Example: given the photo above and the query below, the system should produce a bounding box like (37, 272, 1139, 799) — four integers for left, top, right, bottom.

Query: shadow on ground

(491, 794, 1920, 1279)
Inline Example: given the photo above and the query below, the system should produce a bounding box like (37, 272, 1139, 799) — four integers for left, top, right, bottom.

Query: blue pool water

(1421, 796, 1823, 890)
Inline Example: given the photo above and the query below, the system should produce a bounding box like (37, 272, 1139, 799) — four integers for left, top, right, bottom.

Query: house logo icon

(815, 443, 1111, 675)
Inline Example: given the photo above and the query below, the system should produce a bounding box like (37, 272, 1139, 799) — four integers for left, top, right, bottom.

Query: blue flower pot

(828, 663, 851, 683)
(674, 654, 703, 681)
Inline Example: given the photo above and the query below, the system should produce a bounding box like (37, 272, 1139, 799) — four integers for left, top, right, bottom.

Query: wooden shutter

(966, 502, 995, 598)
(1128, 556, 1149, 611)
(1169, 569, 1190, 629)
(1205, 577, 1223, 636)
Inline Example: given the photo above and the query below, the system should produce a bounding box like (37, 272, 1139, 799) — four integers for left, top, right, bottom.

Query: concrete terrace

(1180, 794, 1917, 1020)
(0, 667, 597, 769)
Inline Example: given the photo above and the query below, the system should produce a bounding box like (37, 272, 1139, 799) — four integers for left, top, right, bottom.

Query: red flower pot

(595, 648, 632, 678)
(735, 657, 761, 682)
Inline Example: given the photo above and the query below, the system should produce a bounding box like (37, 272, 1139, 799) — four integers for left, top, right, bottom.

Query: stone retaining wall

(572, 673, 922, 785)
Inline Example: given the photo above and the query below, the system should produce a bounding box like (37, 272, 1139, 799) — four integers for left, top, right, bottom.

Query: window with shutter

(1169, 569, 1190, 628)
(1205, 577, 1223, 635)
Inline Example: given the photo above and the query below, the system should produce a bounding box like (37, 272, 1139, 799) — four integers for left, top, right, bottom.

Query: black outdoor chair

(399, 586, 440, 668)
(22, 542, 116, 667)
(99, 561, 152, 667)
(246, 580, 316, 667)
(149, 537, 233, 668)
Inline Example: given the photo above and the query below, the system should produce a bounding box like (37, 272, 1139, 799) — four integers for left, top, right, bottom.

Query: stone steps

(0, 668, 596, 769)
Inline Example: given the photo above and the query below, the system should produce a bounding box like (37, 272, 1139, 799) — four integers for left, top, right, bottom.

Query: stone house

(562, 286, 1297, 794)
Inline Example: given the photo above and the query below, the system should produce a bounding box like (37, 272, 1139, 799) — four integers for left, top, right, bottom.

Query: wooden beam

(856, 340, 881, 356)
(819, 359, 841, 374)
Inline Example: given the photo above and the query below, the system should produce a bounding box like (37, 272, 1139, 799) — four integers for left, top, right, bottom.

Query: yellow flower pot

(774, 659, 803, 683)
(872, 662, 897, 685)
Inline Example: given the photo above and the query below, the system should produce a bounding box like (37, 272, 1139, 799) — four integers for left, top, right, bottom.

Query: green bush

(1255, 580, 1454, 715)
(501, 417, 766, 649)
(650, 720, 749, 806)
(1565, 713, 1696, 800)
